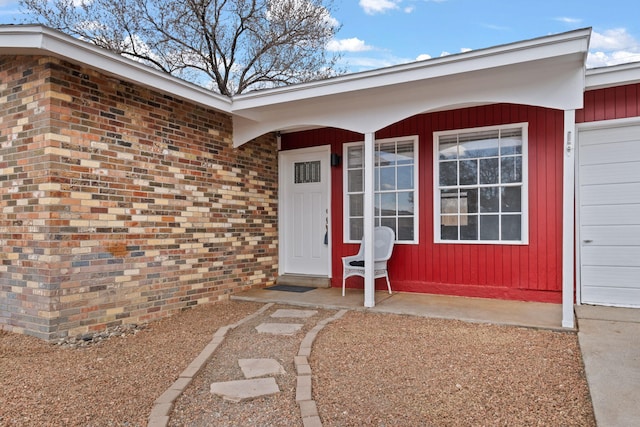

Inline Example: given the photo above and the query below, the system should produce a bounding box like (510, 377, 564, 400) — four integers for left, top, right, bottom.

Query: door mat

(265, 285, 316, 293)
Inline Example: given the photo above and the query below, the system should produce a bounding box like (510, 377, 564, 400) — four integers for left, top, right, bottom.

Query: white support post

(363, 132, 375, 308)
(562, 110, 576, 328)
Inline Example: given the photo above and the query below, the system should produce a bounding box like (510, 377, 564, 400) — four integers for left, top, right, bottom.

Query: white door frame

(576, 116, 640, 305)
(278, 145, 332, 277)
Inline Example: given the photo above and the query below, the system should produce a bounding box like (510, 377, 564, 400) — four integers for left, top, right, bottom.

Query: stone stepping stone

(271, 309, 318, 319)
(255, 322, 303, 335)
(210, 378, 280, 403)
(239, 358, 286, 378)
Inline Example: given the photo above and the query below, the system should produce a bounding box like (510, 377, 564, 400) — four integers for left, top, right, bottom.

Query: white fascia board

(232, 28, 591, 113)
(586, 61, 640, 90)
(0, 25, 232, 113)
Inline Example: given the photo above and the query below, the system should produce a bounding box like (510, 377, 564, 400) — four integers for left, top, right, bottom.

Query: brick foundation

(0, 55, 278, 340)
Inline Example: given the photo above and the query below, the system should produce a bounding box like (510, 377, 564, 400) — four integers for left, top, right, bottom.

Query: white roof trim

(233, 28, 591, 110)
(231, 28, 591, 146)
(0, 25, 232, 113)
(586, 61, 640, 90)
(0, 25, 602, 148)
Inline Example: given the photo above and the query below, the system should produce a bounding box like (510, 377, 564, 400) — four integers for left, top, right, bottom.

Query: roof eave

(586, 61, 640, 90)
(0, 24, 232, 113)
(232, 27, 592, 111)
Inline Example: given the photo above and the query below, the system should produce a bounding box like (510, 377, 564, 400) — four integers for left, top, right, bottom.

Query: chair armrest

(342, 255, 361, 266)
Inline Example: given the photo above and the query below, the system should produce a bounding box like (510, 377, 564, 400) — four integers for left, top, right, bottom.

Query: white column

(363, 132, 375, 307)
(562, 110, 576, 328)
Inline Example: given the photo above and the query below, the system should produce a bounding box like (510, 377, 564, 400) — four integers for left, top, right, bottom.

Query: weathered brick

(0, 55, 278, 340)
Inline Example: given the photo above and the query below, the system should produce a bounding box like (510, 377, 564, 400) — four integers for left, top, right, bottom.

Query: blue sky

(1, 0, 639, 72)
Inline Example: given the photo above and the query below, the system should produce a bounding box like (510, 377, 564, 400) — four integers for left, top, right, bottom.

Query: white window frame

(343, 136, 419, 244)
(433, 123, 529, 245)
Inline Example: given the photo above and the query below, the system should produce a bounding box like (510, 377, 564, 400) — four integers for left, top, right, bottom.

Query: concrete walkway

(576, 305, 640, 427)
(232, 287, 565, 330)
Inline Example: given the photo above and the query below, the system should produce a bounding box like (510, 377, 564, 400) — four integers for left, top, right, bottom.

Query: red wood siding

(577, 83, 640, 123)
(282, 104, 564, 303)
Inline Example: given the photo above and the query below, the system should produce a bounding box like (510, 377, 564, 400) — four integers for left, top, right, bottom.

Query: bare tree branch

(19, 0, 343, 95)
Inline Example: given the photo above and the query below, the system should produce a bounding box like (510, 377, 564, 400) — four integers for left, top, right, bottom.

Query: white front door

(280, 146, 330, 276)
(578, 119, 640, 307)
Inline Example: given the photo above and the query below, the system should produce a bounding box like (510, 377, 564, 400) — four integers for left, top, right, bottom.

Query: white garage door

(578, 119, 640, 307)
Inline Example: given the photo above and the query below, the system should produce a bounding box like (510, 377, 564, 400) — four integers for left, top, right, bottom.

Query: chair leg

(342, 276, 346, 296)
(385, 273, 392, 294)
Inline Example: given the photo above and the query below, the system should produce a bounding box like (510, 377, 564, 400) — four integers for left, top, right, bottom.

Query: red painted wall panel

(282, 104, 565, 303)
(577, 83, 640, 123)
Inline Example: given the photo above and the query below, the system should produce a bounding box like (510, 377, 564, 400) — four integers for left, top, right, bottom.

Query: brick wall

(0, 55, 278, 340)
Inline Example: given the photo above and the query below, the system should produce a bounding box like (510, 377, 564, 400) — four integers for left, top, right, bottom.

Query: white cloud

(327, 37, 373, 52)
(482, 23, 510, 31)
(590, 28, 637, 50)
(555, 17, 581, 24)
(587, 28, 640, 68)
(416, 53, 432, 61)
(438, 48, 471, 58)
(359, 0, 401, 15)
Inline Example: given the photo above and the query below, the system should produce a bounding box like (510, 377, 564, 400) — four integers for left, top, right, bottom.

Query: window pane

(460, 215, 478, 240)
(348, 169, 363, 192)
(479, 187, 499, 213)
(374, 193, 381, 216)
(480, 215, 499, 240)
(500, 129, 522, 155)
(479, 158, 499, 184)
(502, 215, 521, 240)
(463, 188, 478, 213)
(380, 193, 396, 216)
(350, 218, 363, 241)
(440, 161, 457, 186)
(501, 156, 522, 183)
(398, 217, 413, 241)
(459, 160, 477, 185)
(348, 146, 363, 168)
(397, 165, 413, 190)
(379, 167, 396, 191)
(441, 189, 458, 214)
(378, 143, 395, 166)
(381, 217, 396, 235)
(459, 130, 499, 158)
(396, 142, 414, 165)
(501, 187, 522, 213)
(436, 125, 525, 243)
(439, 136, 458, 160)
(349, 194, 363, 217)
(398, 191, 414, 215)
(441, 216, 459, 240)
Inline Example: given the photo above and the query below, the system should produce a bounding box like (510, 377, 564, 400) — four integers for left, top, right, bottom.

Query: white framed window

(344, 136, 419, 244)
(434, 123, 528, 244)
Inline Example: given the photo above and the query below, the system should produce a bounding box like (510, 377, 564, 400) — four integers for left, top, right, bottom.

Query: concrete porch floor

(231, 287, 566, 331)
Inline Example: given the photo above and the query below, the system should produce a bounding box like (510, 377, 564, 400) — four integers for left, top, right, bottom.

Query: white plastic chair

(342, 226, 395, 296)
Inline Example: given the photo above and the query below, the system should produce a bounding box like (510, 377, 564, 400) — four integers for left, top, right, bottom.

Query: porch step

(275, 274, 331, 288)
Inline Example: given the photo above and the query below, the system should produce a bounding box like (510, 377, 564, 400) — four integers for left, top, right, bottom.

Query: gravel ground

(0, 301, 262, 426)
(1, 301, 595, 426)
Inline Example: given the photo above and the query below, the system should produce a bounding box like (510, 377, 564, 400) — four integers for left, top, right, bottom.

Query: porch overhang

(231, 28, 591, 147)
